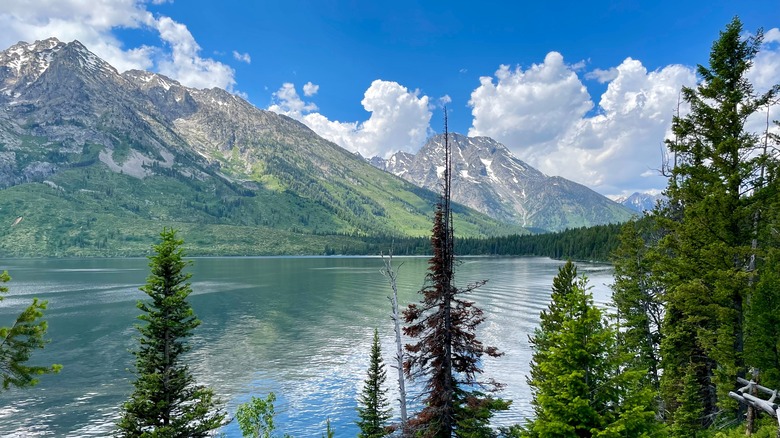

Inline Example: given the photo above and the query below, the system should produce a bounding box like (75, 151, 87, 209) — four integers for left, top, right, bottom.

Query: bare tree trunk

(746, 368, 759, 436)
(441, 108, 455, 433)
(382, 250, 408, 431)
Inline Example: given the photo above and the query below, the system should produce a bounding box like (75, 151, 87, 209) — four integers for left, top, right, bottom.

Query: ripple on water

(0, 257, 614, 436)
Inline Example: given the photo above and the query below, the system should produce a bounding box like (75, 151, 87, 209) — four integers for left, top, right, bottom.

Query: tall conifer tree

(658, 17, 780, 428)
(117, 229, 225, 437)
(403, 111, 507, 437)
(611, 219, 664, 396)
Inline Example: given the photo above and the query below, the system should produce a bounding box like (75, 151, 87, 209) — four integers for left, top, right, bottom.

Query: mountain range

(0, 38, 630, 256)
(0, 38, 521, 256)
(614, 192, 665, 214)
(370, 134, 634, 232)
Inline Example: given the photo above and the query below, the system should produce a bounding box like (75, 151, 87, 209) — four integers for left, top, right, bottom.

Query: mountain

(371, 134, 635, 232)
(0, 38, 518, 256)
(615, 192, 665, 214)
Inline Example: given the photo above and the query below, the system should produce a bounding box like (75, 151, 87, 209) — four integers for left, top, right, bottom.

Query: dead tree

(381, 249, 408, 431)
(729, 376, 780, 437)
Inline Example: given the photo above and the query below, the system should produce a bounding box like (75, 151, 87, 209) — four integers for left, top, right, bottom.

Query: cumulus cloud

(232, 50, 251, 64)
(469, 52, 696, 195)
(302, 81, 319, 97)
(748, 28, 780, 95)
(269, 80, 432, 158)
(745, 28, 780, 147)
(468, 52, 593, 150)
(268, 82, 318, 118)
(550, 59, 696, 195)
(0, 0, 237, 91)
(585, 67, 619, 83)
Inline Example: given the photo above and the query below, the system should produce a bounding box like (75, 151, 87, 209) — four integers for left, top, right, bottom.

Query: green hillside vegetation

(0, 48, 521, 258)
(0, 143, 517, 257)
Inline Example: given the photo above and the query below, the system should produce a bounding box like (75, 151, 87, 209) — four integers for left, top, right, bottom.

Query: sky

(1, 0, 779, 197)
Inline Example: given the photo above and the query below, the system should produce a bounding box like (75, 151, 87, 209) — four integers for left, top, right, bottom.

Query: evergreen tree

(670, 363, 705, 438)
(0, 271, 61, 391)
(357, 328, 391, 438)
(659, 16, 779, 427)
(611, 219, 664, 396)
(117, 229, 226, 437)
(403, 112, 508, 437)
(744, 207, 780, 389)
(525, 261, 661, 437)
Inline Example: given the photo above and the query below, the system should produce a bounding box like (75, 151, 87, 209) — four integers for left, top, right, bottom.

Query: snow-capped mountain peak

(370, 133, 634, 231)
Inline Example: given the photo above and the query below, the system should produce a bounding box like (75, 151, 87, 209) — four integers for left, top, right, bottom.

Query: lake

(0, 256, 613, 437)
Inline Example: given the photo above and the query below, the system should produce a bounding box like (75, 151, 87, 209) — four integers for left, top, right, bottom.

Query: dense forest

(2, 16, 779, 438)
(327, 222, 624, 262)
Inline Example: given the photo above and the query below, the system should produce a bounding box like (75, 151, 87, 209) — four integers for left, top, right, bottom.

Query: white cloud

(468, 53, 696, 195)
(232, 50, 251, 64)
(764, 28, 780, 43)
(438, 94, 452, 106)
(153, 16, 235, 90)
(269, 80, 432, 158)
(745, 29, 780, 148)
(268, 82, 318, 117)
(748, 28, 780, 94)
(302, 81, 319, 97)
(585, 67, 619, 83)
(0, 0, 237, 91)
(468, 52, 593, 150)
(549, 59, 696, 195)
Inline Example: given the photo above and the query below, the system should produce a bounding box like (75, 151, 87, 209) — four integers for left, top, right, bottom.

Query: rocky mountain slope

(371, 134, 635, 232)
(615, 192, 665, 214)
(0, 38, 516, 256)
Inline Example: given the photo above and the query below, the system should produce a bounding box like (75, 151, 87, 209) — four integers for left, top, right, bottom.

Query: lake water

(0, 256, 613, 437)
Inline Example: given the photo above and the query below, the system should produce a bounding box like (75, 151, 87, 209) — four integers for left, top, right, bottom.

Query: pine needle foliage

(403, 113, 508, 437)
(357, 328, 392, 438)
(117, 229, 226, 437)
(0, 270, 61, 391)
(657, 16, 780, 428)
(525, 261, 662, 437)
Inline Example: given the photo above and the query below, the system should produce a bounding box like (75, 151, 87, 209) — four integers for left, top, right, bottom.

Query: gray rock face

(615, 192, 665, 214)
(0, 38, 191, 188)
(372, 133, 635, 231)
(0, 37, 512, 239)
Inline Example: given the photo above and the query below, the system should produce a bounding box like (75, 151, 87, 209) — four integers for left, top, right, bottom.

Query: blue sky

(1, 0, 778, 196)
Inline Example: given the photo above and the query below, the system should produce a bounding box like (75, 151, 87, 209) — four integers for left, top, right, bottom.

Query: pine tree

(659, 16, 780, 427)
(525, 261, 662, 437)
(744, 210, 780, 389)
(117, 229, 226, 437)
(0, 270, 61, 391)
(357, 328, 391, 438)
(611, 219, 664, 396)
(403, 112, 508, 437)
(669, 363, 705, 438)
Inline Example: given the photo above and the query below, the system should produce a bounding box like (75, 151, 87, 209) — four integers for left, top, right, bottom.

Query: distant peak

(123, 69, 183, 91)
(4, 37, 64, 54)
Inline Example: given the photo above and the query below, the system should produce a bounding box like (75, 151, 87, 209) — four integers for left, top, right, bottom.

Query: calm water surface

(0, 256, 613, 436)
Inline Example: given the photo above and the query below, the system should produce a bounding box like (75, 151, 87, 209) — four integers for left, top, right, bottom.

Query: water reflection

(0, 256, 612, 437)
